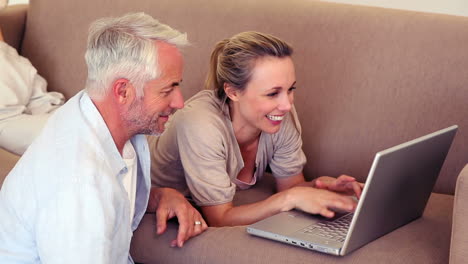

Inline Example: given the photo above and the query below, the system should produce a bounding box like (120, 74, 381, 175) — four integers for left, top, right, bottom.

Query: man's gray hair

(85, 12, 188, 100)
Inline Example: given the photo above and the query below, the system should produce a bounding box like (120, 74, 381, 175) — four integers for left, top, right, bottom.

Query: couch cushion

(131, 174, 452, 263)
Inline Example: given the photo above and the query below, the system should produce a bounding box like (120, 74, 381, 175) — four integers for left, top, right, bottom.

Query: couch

(1, 0, 468, 263)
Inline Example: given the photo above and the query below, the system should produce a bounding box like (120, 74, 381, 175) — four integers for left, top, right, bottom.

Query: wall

(7, 0, 468, 17)
(321, 0, 468, 17)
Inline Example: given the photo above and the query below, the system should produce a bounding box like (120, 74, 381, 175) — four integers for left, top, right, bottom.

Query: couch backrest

(0, 4, 26, 51)
(21, 0, 468, 194)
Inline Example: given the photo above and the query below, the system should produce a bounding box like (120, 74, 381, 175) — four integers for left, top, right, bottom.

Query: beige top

(148, 90, 306, 206)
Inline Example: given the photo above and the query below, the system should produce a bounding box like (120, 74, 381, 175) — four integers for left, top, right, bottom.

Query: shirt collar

(79, 91, 128, 177)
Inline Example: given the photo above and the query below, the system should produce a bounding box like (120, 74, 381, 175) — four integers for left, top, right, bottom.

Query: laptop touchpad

(250, 211, 321, 236)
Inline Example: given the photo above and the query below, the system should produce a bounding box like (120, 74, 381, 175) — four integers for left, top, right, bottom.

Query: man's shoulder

(14, 127, 105, 177)
(13, 92, 108, 176)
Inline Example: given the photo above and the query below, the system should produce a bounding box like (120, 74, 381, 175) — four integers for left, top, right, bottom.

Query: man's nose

(170, 88, 184, 109)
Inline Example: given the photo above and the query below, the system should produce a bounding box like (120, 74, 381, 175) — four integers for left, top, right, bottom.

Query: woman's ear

(224, 83, 240, 102)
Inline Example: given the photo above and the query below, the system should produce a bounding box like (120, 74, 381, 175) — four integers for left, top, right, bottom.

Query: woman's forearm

(202, 190, 295, 227)
(203, 185, 358, 227)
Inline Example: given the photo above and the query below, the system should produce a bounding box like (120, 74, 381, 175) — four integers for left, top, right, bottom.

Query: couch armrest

(0, 4, 28, 51)
(450, 164, 468, 264)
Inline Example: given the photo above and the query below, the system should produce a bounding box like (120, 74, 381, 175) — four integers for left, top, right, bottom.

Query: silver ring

(194, 221, 202, 225)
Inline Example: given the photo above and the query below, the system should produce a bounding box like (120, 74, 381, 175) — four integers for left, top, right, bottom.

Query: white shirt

(122, 140, 138, 224)
(0, 91, 151, 264)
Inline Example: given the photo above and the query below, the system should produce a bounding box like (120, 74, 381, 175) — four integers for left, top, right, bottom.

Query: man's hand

(147, 187, 208, 247)
(314, 175, 364, 199)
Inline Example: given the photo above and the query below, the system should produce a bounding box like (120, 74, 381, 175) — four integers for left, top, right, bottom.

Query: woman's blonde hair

(205, 31, 293, 102)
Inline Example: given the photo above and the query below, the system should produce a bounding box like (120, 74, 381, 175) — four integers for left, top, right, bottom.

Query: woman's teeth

(266, 115, 284, 121)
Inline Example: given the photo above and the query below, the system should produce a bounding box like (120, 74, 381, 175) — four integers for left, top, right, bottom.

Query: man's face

(125, 41, 184, 135)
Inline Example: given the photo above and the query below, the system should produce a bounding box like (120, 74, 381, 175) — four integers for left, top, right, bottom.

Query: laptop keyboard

(300, 213, 353, 242)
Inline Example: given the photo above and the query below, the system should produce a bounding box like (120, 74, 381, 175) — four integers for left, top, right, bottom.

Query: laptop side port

(315, 246, 329, 253)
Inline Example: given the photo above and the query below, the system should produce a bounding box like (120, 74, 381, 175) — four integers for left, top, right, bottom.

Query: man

(0, 12, 207, 263)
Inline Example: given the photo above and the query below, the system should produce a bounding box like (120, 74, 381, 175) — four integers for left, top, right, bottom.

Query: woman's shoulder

(176, 90, 226, 122)
(185, 90, 223, 110)
(169, 90, 229, 132)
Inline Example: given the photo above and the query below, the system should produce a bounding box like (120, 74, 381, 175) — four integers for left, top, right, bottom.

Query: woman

(148, 31, 363, 227)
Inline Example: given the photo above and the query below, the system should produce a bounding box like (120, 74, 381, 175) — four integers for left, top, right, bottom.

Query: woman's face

(232, 56, 296, 135)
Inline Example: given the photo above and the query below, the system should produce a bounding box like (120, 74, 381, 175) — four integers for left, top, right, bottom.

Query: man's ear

(112, 78, 133, 104)
(224, 83, 240, 102)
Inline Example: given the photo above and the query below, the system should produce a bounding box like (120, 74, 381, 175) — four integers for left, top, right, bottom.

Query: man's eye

(161, 89, 173, 95)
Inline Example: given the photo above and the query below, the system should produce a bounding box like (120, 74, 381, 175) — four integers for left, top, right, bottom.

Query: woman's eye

(288, 86, 297, 93)
(267, 92, 279, 97)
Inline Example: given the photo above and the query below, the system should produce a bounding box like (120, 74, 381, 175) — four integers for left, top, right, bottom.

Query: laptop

(247, 125, 458, 256)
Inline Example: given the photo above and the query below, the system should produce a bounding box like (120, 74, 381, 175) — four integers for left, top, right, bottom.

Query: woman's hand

(314, 175, 364, 198)
(285, 186, 358, 218)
